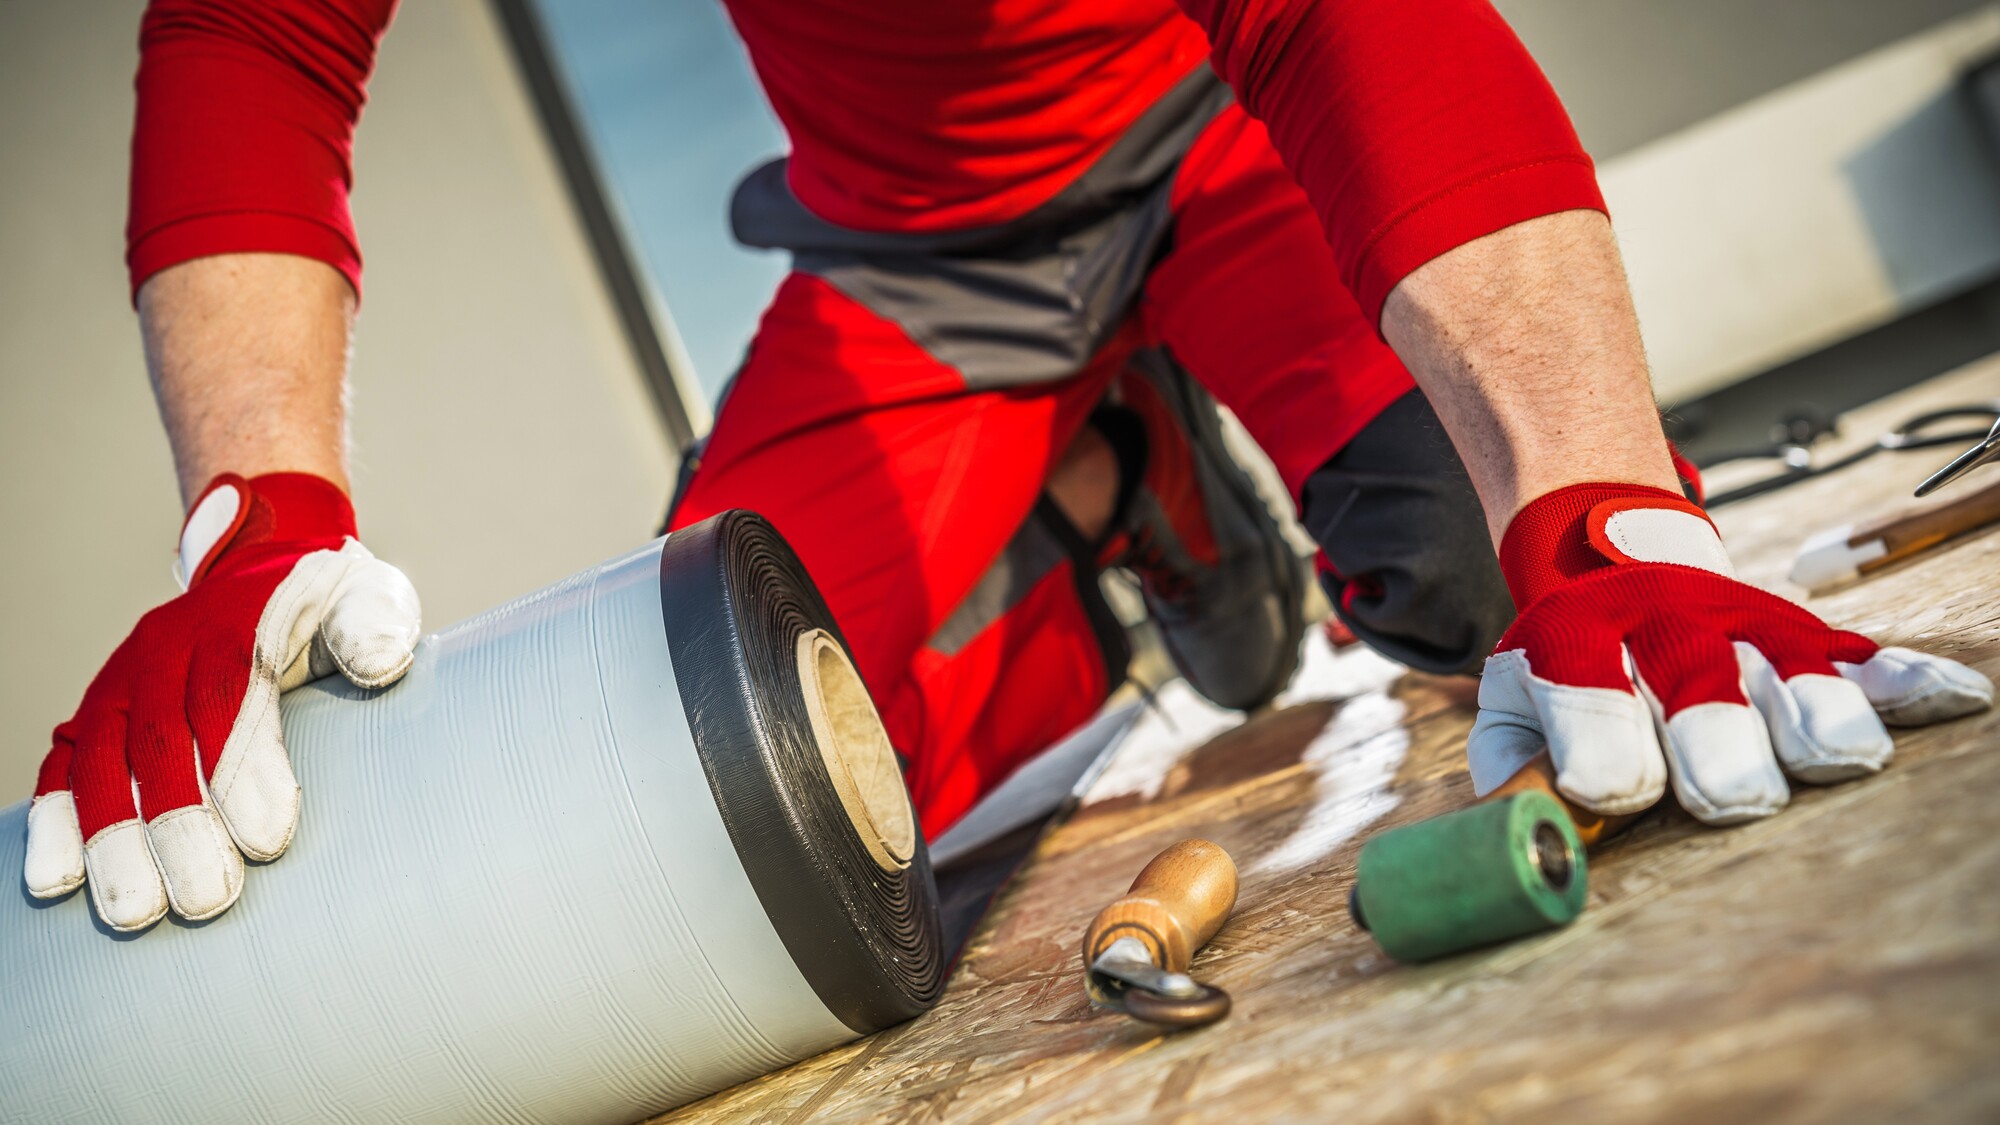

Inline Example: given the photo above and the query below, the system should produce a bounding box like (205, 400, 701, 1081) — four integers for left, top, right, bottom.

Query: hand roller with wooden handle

(1349, 752, 1646, 962)
(1082, 839, 1237, 1029)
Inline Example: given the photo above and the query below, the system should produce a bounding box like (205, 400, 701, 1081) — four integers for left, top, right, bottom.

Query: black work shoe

(1095, 349, 1307, 710)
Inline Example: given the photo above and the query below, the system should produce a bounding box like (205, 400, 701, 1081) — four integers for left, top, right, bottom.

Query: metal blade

(1916, 418, 2000, 497)
(1088, 936, 1203, 1001)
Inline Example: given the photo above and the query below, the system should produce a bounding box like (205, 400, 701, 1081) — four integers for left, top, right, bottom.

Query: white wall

(0, 1, 675, 797)
(1599, 6, 2000, 402)
(1497, 0, 1993, 159)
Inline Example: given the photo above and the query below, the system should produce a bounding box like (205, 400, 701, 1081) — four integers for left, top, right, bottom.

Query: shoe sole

(1136, 350, 1308, 711)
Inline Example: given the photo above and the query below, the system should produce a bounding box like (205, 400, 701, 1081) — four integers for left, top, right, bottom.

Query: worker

(24, 0, 1992, 933)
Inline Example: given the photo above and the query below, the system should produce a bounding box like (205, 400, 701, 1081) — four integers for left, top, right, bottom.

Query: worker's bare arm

(139, 253, 355, 508)
(1381, 208, 1991, 826)
(1379, 209, 1678, 544)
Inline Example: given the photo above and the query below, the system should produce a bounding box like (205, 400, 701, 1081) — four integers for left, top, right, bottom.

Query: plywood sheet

(659, 356, 2000, 1124)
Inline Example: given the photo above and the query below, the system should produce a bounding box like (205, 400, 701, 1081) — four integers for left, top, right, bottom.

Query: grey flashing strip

(489, 0, 703, 457)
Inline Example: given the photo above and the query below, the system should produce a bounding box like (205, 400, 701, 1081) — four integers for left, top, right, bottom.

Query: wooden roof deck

(662, 356, 2000, 1125)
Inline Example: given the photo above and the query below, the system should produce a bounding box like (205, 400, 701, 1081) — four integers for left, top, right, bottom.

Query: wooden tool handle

(1488, 752, 1639, 849)
(1852, 479, 2000, 574)
(1083, 839, 1238, 971)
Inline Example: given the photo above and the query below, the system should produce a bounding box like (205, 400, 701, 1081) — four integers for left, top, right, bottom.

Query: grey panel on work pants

(731, 68, 1234, 389)
(923, 496, 1133, 689)
(926, 504, 1072, 658)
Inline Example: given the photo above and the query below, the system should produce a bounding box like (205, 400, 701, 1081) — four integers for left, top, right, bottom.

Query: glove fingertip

(150, 806, 246, 921)
(24, 791, 87, 897)
(1557, 776, 1665, 817)
(1661, 702, 1789, 825)
(1784, 674, 1893, 781)
(324, 564, 423, 690)
(333, 641, 418, 690)
(211, 739, 302, 863)
(1537, 682, 1666, 813)
(1552, 746, 1667, 815)
(1841, 647, 1995, 726)
(82, 821, 169, 932)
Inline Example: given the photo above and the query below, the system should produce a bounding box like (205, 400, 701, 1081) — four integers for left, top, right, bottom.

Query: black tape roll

(660, 510, 947, 1030)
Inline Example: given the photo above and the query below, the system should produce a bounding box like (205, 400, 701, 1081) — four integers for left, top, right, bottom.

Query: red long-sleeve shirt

(127, 0, 1602, 324)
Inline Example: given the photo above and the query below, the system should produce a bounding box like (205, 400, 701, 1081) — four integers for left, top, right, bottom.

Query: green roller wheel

(1350, 790, 1587, 962)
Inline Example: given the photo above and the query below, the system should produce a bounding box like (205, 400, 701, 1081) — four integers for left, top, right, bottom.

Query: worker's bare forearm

(138, 253, 355, 508)
(1379, 210, 1679, 543)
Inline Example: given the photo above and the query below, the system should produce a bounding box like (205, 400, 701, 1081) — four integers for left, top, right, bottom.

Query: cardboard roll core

(797, 629, 915, 873)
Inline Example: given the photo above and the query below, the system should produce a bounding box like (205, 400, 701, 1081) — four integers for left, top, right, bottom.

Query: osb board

(661, 357, 2000, 1124)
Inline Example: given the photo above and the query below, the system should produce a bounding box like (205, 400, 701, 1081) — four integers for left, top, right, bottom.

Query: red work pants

(671, 104, 1416, 837)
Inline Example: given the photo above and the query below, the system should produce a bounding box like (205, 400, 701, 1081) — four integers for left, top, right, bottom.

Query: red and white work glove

(1469, 482, 1992, 824)
(24, 473, 421, 930)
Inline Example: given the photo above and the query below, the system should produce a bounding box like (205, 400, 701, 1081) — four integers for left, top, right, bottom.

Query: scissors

(1696, 404, 1998, 507)
(1915, 414, 2000, 497)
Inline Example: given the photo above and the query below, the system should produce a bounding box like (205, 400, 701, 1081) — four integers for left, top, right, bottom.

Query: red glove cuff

(1669, 444, 1704, 506)
(1498, 481, 1705, 610)
(180, 473, 356, 587)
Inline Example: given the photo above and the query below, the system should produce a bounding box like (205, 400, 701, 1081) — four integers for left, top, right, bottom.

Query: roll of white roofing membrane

(2, 511, 945, 1124)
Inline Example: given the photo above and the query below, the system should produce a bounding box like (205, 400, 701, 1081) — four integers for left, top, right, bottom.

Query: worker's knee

(1299, 390, 1514, 674)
